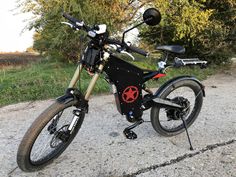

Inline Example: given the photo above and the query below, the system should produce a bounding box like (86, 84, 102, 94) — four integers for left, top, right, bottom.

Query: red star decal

(122, 86, 139, 103)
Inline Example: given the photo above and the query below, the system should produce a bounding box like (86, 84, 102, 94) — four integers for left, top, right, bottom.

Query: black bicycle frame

(104, 54, 167, 118)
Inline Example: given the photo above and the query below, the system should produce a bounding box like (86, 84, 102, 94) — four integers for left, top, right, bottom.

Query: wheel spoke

(30, 106, 76, 163)
(32, 133, 53, 161)
(17, 100, 85, 171)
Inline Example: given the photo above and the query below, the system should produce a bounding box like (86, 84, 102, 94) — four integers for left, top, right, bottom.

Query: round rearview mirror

(143, 8, 161, 26)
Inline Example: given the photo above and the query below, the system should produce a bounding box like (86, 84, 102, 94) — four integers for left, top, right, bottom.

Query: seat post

(164, 51, 169, 63)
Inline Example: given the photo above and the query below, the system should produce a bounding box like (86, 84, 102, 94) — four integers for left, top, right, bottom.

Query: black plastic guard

(154, 76, 206, 97)
(57, 88, 88, 113)
(104, 55, 143, 118)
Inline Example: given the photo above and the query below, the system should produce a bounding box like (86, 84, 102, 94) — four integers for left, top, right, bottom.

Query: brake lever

(61, 22, 74, 28)
(107, 43, 135, 60)
(61, 22, 80, 30)
(121, 51, 135, 60)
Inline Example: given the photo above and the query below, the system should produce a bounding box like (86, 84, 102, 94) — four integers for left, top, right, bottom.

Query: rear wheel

(151, 79, 203, 136)
(17, 100, 85, 171)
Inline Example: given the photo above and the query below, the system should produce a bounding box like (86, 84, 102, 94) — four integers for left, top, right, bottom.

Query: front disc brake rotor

(50, 125, 70, 148)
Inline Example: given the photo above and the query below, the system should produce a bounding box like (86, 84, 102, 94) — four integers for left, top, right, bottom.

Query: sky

(0, 0, 34, 52)
(0, 1, 142, 52)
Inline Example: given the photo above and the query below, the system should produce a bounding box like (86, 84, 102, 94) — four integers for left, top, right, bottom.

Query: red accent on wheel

(122, 86, 139, 103)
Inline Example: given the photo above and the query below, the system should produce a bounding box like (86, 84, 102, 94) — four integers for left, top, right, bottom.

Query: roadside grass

(0, 58, 217, 107)
(0, 59, 110, 107)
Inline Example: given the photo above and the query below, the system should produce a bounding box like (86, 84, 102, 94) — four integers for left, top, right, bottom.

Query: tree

(19, 0, 149, 62)
(140, 0, 236, 64)
(202, 0, 236, 57)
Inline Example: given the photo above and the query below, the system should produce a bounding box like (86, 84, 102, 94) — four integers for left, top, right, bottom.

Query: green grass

(0, 58, 217, 107)
(0, 59, 110, 107)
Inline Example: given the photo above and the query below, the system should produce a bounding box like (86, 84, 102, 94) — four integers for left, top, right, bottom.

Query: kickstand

(123, 119, 144, 139)
(181, 117, 194, 150)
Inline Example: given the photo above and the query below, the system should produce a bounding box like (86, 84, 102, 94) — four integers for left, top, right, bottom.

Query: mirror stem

(122, 21, 145, 43)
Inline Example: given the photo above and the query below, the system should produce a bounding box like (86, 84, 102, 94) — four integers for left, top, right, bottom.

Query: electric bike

(17, 8, 207, 171)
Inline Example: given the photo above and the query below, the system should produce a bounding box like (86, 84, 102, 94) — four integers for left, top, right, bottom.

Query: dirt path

(0, 68, 235, 177)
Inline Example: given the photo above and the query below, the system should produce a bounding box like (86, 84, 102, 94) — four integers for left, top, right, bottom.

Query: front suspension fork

(84, 63, 105, 100)
(66, 63, 105, 134)
(67, 63, 103, 101)
(68, 63, 83, 88)
(68, 52, 110, 100)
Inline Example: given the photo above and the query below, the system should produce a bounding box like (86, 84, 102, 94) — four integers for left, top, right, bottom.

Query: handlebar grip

(63, 13, 91, 31)
(63, 13, 80, 24)
(127, 45, 149, 57)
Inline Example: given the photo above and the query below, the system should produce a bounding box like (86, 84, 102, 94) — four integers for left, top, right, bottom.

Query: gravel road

(0, 67, 235, 177)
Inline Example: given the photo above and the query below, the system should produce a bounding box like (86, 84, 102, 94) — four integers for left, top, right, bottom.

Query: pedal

(123, 129, 137, 139)
(123, 119, 144, 140)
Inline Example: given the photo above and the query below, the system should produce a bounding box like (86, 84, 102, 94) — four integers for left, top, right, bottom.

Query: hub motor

(166, 97, 190, 120)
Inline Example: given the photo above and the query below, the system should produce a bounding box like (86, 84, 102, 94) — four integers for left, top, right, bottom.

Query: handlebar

(62, 13, 80, 24)
(106, 38, 148, 57)
(63, 13, 148, 57)
(127, 45, 149, 57)
(62, 13, 90, 31)
(106, 38, 122, 46)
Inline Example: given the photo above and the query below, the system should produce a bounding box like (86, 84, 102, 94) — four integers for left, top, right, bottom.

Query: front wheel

(151, 79, 203, 136)
(17, 100, 85, 171)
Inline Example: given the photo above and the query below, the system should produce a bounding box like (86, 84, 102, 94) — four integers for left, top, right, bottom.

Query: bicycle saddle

(156, 45, 185, 54)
